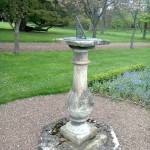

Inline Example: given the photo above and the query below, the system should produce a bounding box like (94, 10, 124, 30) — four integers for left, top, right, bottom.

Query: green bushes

(91, 67, 150, 109)
(88, 64, 145, 86)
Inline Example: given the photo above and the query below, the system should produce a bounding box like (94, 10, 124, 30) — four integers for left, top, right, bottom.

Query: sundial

(76, 16, 86, 39)
(38, 16, 119, 150)
(63, 16, 110, 46)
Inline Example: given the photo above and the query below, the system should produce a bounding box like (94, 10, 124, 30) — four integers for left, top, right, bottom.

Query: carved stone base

(60, 122, 97, 145)
(38, 117, 120, 150)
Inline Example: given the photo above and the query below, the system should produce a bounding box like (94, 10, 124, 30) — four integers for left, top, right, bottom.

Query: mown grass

(95, 28, 150, 43)
(0, 47, 150, 104)
(0, 22, 150, 42)
(0, 28, 74, 42)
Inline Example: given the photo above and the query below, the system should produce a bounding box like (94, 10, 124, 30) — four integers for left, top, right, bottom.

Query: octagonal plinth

(38, 117, 120, 150)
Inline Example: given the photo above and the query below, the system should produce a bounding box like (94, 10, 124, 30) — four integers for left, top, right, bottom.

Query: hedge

(88, 64, 145, 86)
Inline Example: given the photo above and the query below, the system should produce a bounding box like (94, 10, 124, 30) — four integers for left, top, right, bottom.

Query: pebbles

(0, 94, 150, 150)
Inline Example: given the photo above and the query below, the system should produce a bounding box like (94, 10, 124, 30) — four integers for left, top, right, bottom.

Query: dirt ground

(0, 94, 150, 150)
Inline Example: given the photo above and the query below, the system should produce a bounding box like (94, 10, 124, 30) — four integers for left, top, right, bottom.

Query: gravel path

(0, 94, 150, 150)
(0, 42, 150, 51)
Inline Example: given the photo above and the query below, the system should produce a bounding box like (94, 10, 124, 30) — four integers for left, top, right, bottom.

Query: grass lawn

(0, 22, 150, 42)
(0, 47, 150, 104)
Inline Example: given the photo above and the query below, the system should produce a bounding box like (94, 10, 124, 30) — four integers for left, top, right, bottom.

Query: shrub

(88, 64, 145, 86)
(91, 67, 150, 109)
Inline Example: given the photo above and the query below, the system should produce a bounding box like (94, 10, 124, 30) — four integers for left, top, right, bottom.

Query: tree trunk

(100, 11, 105, 35)
(88, 22, 93, 31)
(130, 14, 138, 49)
(92, 26, 97, 38)
(130, 0, 142, 49)
(14, 19, 21, 54)
(142, 22, 147, 39)
(130, 26, 136, 48)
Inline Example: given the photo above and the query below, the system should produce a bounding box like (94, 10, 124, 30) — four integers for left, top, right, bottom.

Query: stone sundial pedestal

(60, 39, 97, 145)
(38, 17, 120, 150)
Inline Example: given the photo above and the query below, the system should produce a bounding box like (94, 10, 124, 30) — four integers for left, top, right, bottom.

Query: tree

(80, 0, 106, 37)
(118, 0, 149, 48)
(141, 0, 150, 39)
(121, 0, 144, 48)
(129, 0, 150, 47)
(59, 0, 119, 37)
(0, 0, 69, 53)
(27, 0, 69, 32)
(129, 0, 142, 48)
(0, 0, 37, 53)
(58, 0, 82, 18)
(99, 7, 106, 35)
(108, 2, 133, 29)
(79, 0, 119, 38)
(100, 0, 119, 34)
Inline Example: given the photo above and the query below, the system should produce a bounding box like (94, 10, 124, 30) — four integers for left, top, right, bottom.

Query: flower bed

(91, 67, 150, 108)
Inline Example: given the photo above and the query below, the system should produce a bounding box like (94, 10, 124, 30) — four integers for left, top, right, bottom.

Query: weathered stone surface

(60, 122, 97, 145)
(61, 44, 96, 145)
(38, 38, 118, 150)
(67, 40, 95, 48)
(38, 117, 120, 150)
(55, 37, 110, 46)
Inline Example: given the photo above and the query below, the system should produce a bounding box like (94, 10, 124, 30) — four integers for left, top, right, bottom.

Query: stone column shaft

(60, 40, 97, 145)
(72, 50, 88, 94)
